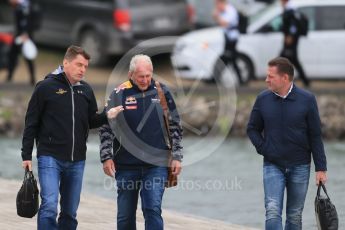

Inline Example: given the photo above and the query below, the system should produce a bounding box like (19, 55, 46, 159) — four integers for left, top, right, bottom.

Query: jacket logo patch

(56, 88, 67, 95)
(126, 105, 137, 110)
(151, 98, 160, 103)
(125, 96, 137, 105)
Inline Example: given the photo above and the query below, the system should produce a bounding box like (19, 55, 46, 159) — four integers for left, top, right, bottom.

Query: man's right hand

(103, 159, 116, 177)
(22, 160, 32, 171)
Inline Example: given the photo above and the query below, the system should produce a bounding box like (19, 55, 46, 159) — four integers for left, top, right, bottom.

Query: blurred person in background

(212, 0, 243, 84)
(6, 0, 36, 85)
(280, 0, 310, 87)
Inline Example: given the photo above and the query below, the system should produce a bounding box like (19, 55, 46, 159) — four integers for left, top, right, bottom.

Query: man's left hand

(170, 160, 182, 176)
(107, 105, 124, 119)
(316, 171, 327, 185)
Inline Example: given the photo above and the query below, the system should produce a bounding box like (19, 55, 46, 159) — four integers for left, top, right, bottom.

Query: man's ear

(128, 71, 132, 79)
(63, 59, 68, 68)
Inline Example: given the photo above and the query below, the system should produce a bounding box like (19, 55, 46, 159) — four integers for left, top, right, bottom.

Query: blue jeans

(115, 166, 168, 230)
(37, 155, 85, 230)
(263, 161, 310, 230)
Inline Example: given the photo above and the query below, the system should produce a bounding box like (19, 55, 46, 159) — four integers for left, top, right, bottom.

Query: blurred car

(187, 0, 267, 29)
(0, 0, 193, 66)
(171, 0, 345, 84)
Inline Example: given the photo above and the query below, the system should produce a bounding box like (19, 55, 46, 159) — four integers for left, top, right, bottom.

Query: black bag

(315, 183, 338, 230)
(238, 11, 248, 34)
(294, 11, 309, 36)
(16, 169, 40, 218)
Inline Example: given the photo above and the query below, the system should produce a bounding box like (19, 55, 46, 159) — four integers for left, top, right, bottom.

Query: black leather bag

(315, 183, 338, 230)
(16, 169, 40, 218)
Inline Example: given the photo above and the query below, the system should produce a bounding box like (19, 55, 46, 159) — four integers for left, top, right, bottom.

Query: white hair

(129, 54, 153, 72)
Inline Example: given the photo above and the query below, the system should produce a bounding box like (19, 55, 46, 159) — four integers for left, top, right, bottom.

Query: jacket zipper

(142, 91, 146, 159)
(71, 85, 75, 161)
(63, 73, 76, 162)
(142, 91, 146, 110)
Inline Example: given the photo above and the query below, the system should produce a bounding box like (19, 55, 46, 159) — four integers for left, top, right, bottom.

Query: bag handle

(155, 81, 172, 149)
(24, 167, 34, 180)
(317, 182, 330, 200)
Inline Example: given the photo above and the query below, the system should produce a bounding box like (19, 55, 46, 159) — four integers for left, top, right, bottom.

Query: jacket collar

(274, 83, 293, 99)
(273, 83, 298, 101)
(129, 78, 155, 92)
(48, 65, 81, 86)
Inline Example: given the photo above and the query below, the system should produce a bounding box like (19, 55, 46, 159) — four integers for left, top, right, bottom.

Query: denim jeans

(115, 166, 168, 230)
(263, 161, 310, 230)
(37, 155, 85, 230)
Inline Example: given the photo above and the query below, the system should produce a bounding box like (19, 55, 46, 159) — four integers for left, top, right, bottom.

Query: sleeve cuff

(172, 151, 183, 162)
(22, 152, 32, 161)
(315, 167, 327, 172)
(100, 154, 113, 163)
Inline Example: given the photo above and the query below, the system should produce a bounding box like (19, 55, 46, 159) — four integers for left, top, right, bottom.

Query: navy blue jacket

(99, 79, 183, 169)
(247, 85, 327, 171)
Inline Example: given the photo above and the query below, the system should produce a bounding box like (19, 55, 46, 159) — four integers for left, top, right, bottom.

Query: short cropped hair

(64, 45, 90, 61)
(268, 57, 294, 81)
(129, 54, 153, 73)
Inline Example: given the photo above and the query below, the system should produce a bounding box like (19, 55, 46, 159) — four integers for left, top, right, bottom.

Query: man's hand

(22, 160, 32, 171)
(316, 171, 327, 185)
(170, 160, 182, 176)
(103, 159, 115, 177)
(285, 35, 293, 45)
(107, 105, 124, 119)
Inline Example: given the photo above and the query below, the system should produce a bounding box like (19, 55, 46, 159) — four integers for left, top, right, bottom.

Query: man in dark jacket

(247, 57, 327, 230)
(99, 54, 183, 230)
(21, 45, 117, 230)
(7, 0, 37, 85)
(280, 0, 310, 87)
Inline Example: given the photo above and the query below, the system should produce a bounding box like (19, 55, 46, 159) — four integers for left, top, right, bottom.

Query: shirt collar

(274, 83, 293, 99)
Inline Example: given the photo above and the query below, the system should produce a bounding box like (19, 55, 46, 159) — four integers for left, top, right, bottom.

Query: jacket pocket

(260, 138, 278, 159)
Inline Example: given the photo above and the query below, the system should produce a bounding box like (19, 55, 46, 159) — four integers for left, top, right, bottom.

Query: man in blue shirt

(247, 57, 327, 230)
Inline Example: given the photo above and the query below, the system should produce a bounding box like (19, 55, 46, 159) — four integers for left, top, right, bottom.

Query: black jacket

(21, 66, 107, 162)
(282, 8, 300, 49)
(14, 0, 31, 37)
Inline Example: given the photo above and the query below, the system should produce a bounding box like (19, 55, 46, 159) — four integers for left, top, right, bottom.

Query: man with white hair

(99, 54, 183, 230)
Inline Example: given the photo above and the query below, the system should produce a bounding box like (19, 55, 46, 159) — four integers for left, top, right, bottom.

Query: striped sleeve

(165, 88, 183, 161)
